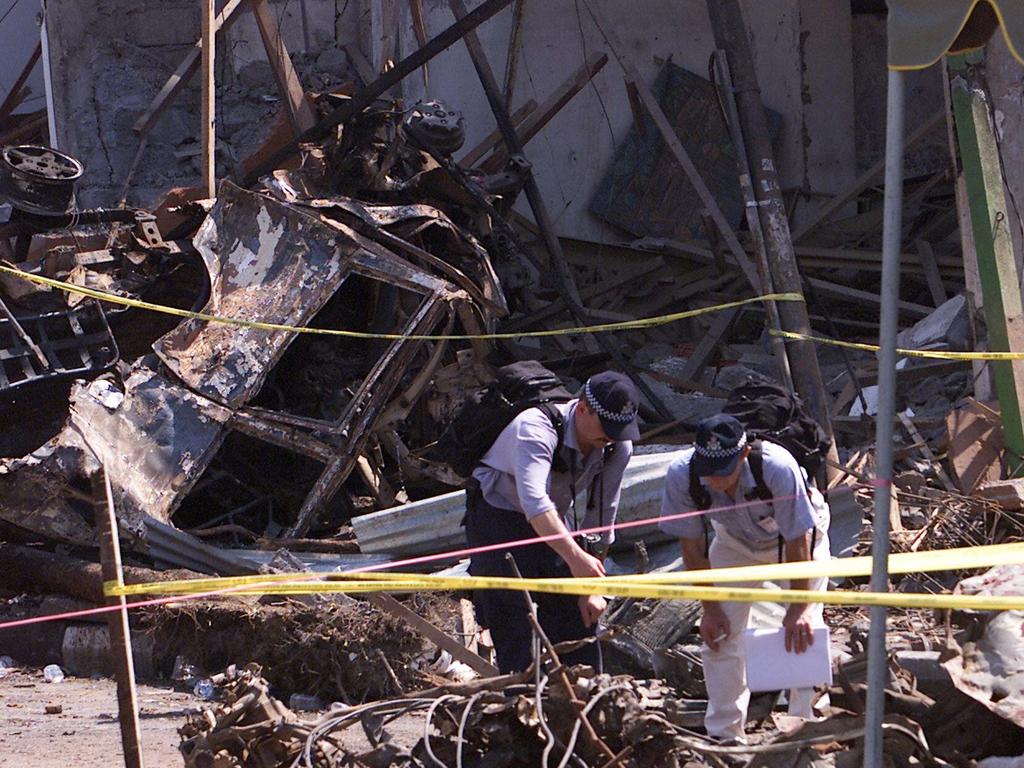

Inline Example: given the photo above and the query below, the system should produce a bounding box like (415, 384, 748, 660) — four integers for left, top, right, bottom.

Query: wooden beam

(950, 55, 1024, 475)
(458, 97, 537, 168)
(201, 0, 217, 198)
(133, 0, 248, 137)
(582, 1, 764, 294)
(791, 110, 945, 242)
(250, 0, 318, 134)
(915, 239, 948, 307)
(636, 237, 963, 277)
(0, 42, 41, 124)
(409, 0, 430, 88)
(480, 52, 608, 173)
(0, 111, 46, 146)
(91, 470, 145, 768)
(502, 0, 527, 106)
(679, 307, 742, 381)
(804, 276, 933, 318)
(364, 593, 499, 677)
(342, 43, 377, 86)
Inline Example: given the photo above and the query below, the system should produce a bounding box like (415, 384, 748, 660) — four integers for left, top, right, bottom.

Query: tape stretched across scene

(0, 264, 801, 341)
(771, 328, 1024, 361)
(103, 541, 1024, 611)
(7, 264, 1020, 356)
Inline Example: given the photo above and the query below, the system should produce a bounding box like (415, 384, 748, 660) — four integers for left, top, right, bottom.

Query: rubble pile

(176, 587, 1024, 768)
(1, 5, 1023, 767)
(141, 593, 458, 704)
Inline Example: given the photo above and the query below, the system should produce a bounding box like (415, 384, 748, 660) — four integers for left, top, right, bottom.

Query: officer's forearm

(784, 532, 812, 593)
(681, 536, 718, 610)
(530, 509, 585, 566)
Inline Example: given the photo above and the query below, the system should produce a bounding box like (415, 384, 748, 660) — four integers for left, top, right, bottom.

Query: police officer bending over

(659, 413, 831, 745)
(465, 371, 641, 674)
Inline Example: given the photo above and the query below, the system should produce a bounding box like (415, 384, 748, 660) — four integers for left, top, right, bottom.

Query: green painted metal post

(948, 53, 1024, 474)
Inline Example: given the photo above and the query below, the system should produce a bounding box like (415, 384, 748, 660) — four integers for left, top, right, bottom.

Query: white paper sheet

(743, 627, 833, 692)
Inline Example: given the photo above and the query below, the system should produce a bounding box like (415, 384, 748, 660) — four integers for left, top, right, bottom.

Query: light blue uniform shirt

(472, 400, 632, 544)
(659, 440, 816, 544)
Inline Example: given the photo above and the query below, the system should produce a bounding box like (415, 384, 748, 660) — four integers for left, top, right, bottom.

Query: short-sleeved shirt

(658, 440, 816, 544)
(472, 400, 632, 544)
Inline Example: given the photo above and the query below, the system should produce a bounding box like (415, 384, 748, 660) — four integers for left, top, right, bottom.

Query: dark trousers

(465, 481, 598, 674)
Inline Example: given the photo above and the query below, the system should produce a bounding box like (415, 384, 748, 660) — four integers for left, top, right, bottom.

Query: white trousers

(702, 496, 831, 742)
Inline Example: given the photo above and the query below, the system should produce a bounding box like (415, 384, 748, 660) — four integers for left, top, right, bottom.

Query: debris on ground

(0, 4, 1022, 767)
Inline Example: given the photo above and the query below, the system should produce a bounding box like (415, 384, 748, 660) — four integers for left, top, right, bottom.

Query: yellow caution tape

(771, 328, 1024, 361)
(105, 542, 1024, 610)
(105, 575, 1024, 611)
(0, 264, 801, 341)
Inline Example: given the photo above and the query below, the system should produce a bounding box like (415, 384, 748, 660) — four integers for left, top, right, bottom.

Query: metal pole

(863, 67, 905, 768)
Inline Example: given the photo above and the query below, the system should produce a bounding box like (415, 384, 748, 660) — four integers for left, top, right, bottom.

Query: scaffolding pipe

(863, 67, 905, 768)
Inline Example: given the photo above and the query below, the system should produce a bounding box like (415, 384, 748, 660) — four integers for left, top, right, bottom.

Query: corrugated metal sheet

(352, 450, 684, 556)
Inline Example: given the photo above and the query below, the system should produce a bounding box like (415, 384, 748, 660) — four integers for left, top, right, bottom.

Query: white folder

(743, 627, 833, 692)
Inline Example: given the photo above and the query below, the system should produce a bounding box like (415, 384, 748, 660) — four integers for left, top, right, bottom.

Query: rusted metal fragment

(263, 170, 507, 316)
(153, 181, 353, 409)
(0, 363, 230, 546)
(0, 426, 98, 545)
(70, 366, 232, 531)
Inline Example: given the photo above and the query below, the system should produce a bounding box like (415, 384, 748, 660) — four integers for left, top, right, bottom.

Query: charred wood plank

(363, 593, 499, 677)
(0, 543, 204, 608)
(133, 0, 248, 136)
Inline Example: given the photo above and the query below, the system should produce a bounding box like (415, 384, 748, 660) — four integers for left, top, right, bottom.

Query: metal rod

(864, 67, 905, 768)
(0, 295, 49, 369)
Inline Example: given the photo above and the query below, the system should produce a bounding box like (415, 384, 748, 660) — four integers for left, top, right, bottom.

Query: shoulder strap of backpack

(745, 441, 773, 502)
(537, 402, 568, 473)
(688, 457, 711, 510)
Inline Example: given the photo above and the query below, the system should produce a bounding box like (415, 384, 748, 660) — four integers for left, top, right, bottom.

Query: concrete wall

(41, 0, 857, 238)
(384, 0, 856, 242)
(851, 12, 947, 176)
(0, 0, 46, 117)
(44, 0, 363, 208)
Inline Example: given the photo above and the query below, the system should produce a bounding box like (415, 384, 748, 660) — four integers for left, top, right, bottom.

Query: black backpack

(436, 360, 574, 480)
(688, 381, 830, 510)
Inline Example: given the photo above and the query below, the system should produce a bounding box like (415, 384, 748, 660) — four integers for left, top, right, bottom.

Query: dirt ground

(0, 666, 430, 767)
(0, 668, 190, 767)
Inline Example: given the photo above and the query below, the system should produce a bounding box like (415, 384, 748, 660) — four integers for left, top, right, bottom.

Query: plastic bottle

(43, 664, 65, 683)
(0, 656, 14, 677)
(288, 694, 322, 712)
(193, 678, 215, 700)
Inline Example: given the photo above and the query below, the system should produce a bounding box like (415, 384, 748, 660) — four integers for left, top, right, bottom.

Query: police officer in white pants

(659, 414, 830, 744)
